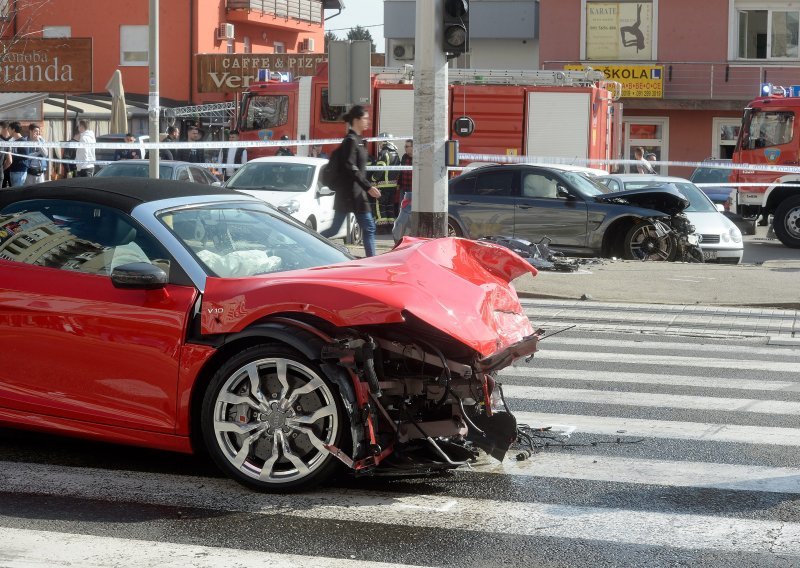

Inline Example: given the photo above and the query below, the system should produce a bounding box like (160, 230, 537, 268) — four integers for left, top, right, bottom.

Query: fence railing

(543, 61, 800, 100)
(227, 0, 323, 24)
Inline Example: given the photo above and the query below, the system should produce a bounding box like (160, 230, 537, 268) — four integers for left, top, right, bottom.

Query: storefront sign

(585, 1, 653, 60)
(197, 53, 327, 93)
(0, 38, 92, 92)
(566, 64, 663, 98)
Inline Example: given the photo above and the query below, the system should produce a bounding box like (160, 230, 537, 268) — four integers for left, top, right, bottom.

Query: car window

(475, 171, 514, 197)
(188, 167, 214, 185)
(0, 199, 171, 277)
(690, 165, 733, 184)
(226, 163, 315, 192)
(602, 179, 621, 192)
(176, 167, 191, 182)
(96, 163, 173, 178)
(744, 111, 794, 149)
(159, 203, 349, 277)
(243, 94, 289, 130)
(522, 172, 560, 199)
(449, 175, 476, 195)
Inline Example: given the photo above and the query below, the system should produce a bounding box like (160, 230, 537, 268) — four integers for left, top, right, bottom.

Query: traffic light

(443, 0, 469, 56)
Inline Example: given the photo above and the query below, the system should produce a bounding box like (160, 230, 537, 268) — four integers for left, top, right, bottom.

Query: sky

(325, 0, 386, 53)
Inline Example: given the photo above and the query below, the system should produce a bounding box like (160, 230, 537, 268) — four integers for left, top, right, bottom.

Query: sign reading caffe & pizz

(197, 53, 327, 93)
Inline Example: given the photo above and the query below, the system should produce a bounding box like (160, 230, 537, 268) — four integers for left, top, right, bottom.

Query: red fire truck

(235, 65, 621, 167)
(730, 87, 800, 247)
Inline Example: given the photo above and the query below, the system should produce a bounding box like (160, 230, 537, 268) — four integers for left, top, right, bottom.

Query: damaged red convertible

(0, 178, 539, 490)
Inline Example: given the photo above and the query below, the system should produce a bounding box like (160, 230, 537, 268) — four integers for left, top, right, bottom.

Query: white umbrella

(105, 70, 128, 133)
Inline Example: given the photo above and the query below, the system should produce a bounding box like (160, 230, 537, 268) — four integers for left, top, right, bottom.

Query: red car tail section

(201, 237, 537, 357)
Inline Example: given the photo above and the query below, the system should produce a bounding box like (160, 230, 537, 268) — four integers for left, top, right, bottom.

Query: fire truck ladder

(163, 101, 237, 125)
(371, 66, 621, 99)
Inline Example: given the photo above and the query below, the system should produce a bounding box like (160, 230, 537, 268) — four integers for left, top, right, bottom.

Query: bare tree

(0, 0, 55, 58)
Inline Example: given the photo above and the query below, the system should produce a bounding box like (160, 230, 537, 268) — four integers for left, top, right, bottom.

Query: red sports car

(0, 178, 539, 491)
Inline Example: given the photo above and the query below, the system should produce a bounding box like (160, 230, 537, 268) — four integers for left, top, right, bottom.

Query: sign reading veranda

(0, 38, 92, 92)
(197, 53, 326, 93)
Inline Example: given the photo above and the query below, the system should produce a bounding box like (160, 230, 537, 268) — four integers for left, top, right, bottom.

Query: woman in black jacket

(321, 105, 382, 256)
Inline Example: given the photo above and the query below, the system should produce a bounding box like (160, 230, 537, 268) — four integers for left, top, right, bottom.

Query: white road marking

(473, 453, 800, 494)
(1, 461, 799, 556)
(514, 411, 800, 446)
(538, 336, 800, 357)
(0, 527, 426, 568)
(529, 349, 799, 372)
(503, 385, 800, 415)
(499, 367, 800, 392)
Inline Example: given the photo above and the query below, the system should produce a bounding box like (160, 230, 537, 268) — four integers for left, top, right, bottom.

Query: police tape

(5, 137, 800, 179)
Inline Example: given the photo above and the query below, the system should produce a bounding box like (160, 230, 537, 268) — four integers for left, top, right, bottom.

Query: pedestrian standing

(114, 133, 142, 161)
(320, 105, 381, 257)
(0, 121, 12, 188)
(635, 147, 655, 174)
(275, 134, 294, 156)
(62, 127, 81, 178)
(6, 122, 28, 187)
(24, 124, 48, 185)
(217, 130, 247, 181)
(392, 139, 414, 243)
(179, 126, 205, 163)
(75, 119, 96, 177)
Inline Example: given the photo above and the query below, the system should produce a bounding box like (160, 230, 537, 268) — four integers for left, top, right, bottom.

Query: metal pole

(148, 0, 160, 178)
(411, 0, 449, 238)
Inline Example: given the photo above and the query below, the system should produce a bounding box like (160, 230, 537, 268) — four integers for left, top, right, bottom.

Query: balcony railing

(227, 0, 323, 24)
(543, 61, 800, 101)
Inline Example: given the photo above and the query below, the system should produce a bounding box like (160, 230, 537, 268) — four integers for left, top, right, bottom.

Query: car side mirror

(318, 185, 334, 196)
(111, 262, 168, 290)
(556, 185, 571, 199)
(715, 203, 725, 212)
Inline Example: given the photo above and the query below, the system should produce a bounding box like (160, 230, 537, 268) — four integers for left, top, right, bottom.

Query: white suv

(225, 156, 361, 244)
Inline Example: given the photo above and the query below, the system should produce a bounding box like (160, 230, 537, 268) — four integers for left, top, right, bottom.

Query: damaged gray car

(447, 164, 700, 261)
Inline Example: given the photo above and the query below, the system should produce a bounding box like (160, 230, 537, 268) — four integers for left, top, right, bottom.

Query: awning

(0, 93, 50, 120)
(43, 95, 149, 120)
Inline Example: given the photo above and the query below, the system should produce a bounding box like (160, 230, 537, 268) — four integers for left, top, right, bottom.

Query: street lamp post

(148, 0, 160, 178)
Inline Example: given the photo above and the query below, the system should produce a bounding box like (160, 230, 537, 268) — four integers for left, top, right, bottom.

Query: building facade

(540, 0, 800, 174)
(383, 0, 540, 69)
(1, 0, 341, 135)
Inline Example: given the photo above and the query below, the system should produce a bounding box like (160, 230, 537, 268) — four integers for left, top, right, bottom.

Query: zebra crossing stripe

(538, 336, 800, 357)
(503, 385, 800, 415)
(529, 349, 799, 372)
(498, 367, 800, 392)
(473, 453, 800, 494)
(513, 411, 800, 446)
(1, 461, 799, 555)
(0, 527, 426, 568)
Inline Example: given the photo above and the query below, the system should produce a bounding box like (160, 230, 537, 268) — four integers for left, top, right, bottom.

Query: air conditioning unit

(393, 42, 415, 61)
(217, 23, 234, 40)
(301, 38, 315, 53)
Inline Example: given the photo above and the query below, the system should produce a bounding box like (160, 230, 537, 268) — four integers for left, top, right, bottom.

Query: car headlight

(729, 225, 742, 243)
(278, 199, 300, 215)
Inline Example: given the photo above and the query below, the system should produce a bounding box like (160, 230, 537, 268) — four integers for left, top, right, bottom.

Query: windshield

(560, 171, 609, 196)
(158, 202, 350, 277)
(623, 182, 717, 213)
(226, 163, 316, 192)
(97, 163, 173, 178)
(690, 164, 733, 184)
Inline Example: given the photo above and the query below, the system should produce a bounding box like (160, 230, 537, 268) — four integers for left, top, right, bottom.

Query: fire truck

(730, 86, 800, 248)
(235, 64, 621, 167)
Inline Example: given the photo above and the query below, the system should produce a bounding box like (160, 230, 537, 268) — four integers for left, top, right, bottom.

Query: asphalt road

(2, 308, 798, 567)
(743, 224, 800, 264)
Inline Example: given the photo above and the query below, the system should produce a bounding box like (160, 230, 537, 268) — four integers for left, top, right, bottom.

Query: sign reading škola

(565, 64, 663, 98)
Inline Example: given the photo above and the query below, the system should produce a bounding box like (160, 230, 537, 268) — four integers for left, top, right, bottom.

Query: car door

(449, 169, 516, 238)
(514, 169, 590, 248)
(0, 199, 198, 433)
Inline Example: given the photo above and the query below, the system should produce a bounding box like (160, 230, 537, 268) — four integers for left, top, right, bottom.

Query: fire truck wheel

(773, 195, 800, 248)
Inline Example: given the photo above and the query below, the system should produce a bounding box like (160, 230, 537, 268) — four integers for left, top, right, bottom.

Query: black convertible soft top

(0, 177, 244, 215)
